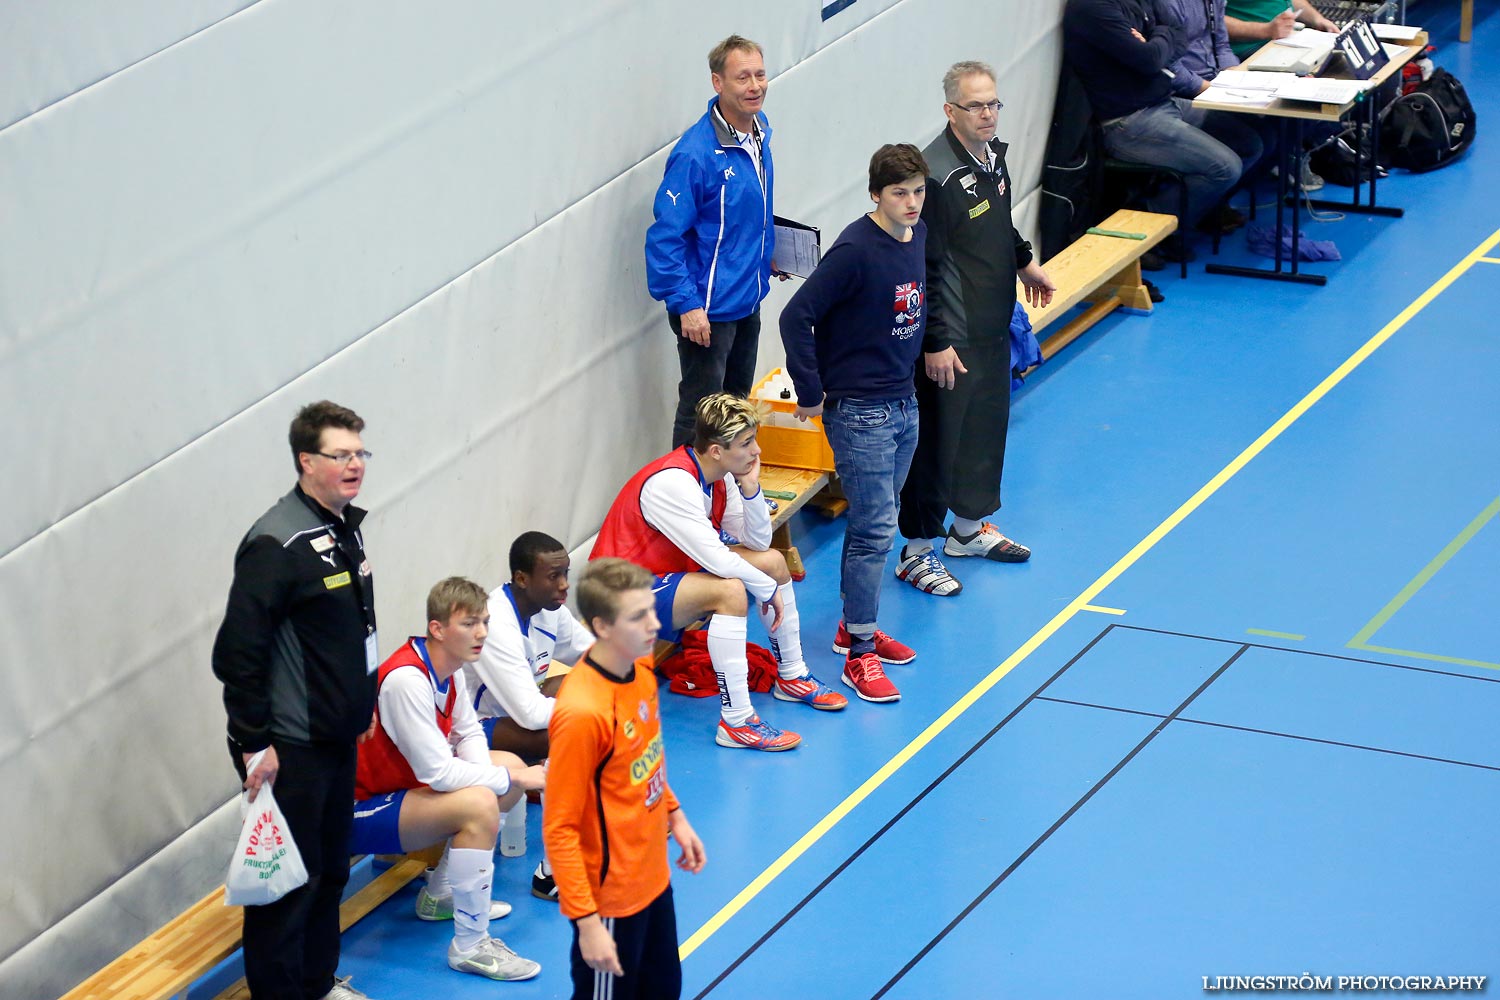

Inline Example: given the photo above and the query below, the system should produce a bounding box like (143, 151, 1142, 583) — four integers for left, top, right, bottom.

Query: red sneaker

(832, 622, 916, 665)
(841, 651, 901, 703)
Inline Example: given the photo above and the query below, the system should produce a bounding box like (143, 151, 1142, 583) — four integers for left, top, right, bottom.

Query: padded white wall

(0, 1, 1062, 996)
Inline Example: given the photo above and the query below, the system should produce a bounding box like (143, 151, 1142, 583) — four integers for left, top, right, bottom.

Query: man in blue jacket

(646, 35, 778, 449)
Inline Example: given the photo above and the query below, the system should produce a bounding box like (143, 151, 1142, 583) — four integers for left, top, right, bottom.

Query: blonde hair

(425, 577, 489, 629)
(692, 393, 762, 451)
(577, 559, 654, 629)
(708, 34, 763, 76)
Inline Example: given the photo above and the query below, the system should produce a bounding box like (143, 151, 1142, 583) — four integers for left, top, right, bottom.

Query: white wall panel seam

(0, 1, 266, 136)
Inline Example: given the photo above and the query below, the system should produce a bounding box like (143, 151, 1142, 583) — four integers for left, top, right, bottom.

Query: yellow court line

(1247, 628, 1306, 640)
(1477, 256, 1500, 264)
(1082, 604, 1128, 615)
(678, 226, 1500, 961)
(1347, 493, 1500, 665)
(1349, 643, 1500, 671)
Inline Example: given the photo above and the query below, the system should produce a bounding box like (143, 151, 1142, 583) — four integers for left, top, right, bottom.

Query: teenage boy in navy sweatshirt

(778, 143, 931, 704)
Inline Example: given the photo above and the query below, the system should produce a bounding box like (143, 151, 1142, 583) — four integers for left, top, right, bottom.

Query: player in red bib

(351, 578, 547, 982)
(592, 393, 846, 750)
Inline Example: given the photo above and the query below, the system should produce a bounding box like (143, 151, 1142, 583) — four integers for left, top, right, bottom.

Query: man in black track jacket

(213, 400, 378, 1000)
(895, 60, 1055, 600)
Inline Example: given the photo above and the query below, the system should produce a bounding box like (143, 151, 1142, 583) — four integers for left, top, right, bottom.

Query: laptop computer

(1252, 42, 1335, 74)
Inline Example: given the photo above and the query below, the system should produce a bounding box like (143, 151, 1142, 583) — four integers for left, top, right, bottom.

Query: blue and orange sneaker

(714, 714, 802, 751)
(773, 672, 849, 711)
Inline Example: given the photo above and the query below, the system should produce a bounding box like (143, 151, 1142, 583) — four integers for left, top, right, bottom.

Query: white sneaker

(447, 936, 541, 981)
(894, 549, 962, 596)
(943, 523, 1031, 562)
(414, 884, 512, 921)
(321, 976, 374, 1000)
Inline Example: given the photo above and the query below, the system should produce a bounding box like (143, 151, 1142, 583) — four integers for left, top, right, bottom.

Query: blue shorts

(480, 715, 498, 744)
(651, 573, 686, 644)
(350, 789, 407, 855)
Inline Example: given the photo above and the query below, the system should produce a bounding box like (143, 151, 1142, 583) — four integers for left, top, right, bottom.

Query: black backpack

(1380, 68, 1476, 172)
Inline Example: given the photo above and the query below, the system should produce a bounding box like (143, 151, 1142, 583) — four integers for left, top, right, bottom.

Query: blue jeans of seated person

(1176, 96, 1271, 181)
(822, 396, 919, 636)
(1102, 99, 1242, 227)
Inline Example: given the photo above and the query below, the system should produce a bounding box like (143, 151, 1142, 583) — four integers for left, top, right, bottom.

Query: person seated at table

(1164, 0, 1275, 230)
(1225, 0, 1337, 60)
(1064, 0, 1243, 244)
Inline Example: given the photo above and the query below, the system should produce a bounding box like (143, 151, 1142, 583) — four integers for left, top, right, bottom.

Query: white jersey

(377, 649, 510, 796)
(639, 467, 777, 601)
(463, 583, 593, 729)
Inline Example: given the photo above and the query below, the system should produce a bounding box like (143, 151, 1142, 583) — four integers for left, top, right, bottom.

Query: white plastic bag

(225, 750, 309, 906)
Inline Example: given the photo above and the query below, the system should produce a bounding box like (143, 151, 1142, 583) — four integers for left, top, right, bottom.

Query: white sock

(535, 854, 552, 879)
(707, 613, 752, 726)
(903, 538, 935, 558)
(426, 841, 453, 897)
(952, 517, 982, 537)
(448, 847, 493, 952)
(759, 582, 807, 680)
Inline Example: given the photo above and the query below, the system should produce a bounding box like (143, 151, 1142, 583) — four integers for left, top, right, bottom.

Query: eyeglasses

(315, 450, 373, 466)
(950, 100, 1003, 116)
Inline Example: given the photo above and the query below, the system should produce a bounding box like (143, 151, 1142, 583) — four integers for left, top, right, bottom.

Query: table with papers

(1192, 31, 1429, 285)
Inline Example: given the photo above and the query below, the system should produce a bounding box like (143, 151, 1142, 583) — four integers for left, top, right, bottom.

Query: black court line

(1038, 695, 1500, 774)
(1111, 624, 1500, 686)
(688, 623, 1122, 1000)
(869, 644, 1248, 999)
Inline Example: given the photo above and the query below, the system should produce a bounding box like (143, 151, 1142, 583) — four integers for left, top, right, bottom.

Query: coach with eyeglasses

(212, 400, 381, 1000)
(894, 60, 1055, 600)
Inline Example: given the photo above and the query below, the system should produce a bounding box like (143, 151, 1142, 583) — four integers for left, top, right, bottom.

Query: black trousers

(232, 740, 357, 1000)
(570, 886, 681, 1000)
(898, 337, 1012, 541)
(669, 309, 761, 449)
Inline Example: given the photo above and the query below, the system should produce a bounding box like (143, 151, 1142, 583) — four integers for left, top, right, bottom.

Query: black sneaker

(1144, 279, 1164, 303)
(531, 870, 558, 902)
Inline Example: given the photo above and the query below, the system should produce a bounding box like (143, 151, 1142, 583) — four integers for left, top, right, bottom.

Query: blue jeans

(822, 396, 919, 633)
(1102, 99, 1242, 226)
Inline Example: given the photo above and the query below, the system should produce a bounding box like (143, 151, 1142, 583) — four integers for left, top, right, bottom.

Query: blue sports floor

(195, 5, 1498, 997)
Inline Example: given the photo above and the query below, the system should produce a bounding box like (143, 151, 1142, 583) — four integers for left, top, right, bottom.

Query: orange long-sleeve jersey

(543, 650, 681, 920)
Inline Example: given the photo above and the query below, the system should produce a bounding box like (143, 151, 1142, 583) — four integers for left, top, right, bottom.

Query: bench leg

(1101, 259, 1155, 312)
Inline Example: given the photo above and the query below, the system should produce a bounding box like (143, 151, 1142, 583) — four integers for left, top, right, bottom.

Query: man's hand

(1130, 27, 1147, 42)
(1305, 7, 1337, 31)
(794, 402, 824, 422)
(924, 347, 968, 389)
(511, 763, 548, 793)
(1018, 260, 1056, 309)
(1264, 8, 1296, 38)
(736, 455, 762, 498)
(577, 916, 624, 977)
(770, 259, 793, 282)
(668, 810, 706, 873)
(242, 746, 279, 803)
(357, 712, 378, 744)
(679, 308, 712, 347)
(760, 587, 784, 633)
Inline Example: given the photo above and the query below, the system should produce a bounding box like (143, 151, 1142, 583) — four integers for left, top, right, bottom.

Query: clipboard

(773, 215, 822, 278)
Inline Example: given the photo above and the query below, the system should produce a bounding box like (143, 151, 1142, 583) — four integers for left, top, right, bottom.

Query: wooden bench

(1021, 208, 1178, 364)
(62, 852, 435, 1000)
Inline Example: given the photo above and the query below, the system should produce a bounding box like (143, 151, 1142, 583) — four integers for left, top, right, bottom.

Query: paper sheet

(774, 224, 822, 277)
(1372, 23, 1423, 41)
